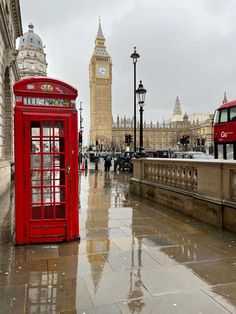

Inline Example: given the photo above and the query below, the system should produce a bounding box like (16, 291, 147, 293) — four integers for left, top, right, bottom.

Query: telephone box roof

(14, 77, 78, 99)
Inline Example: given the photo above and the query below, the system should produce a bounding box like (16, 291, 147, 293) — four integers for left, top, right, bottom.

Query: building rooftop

(19, 23, 44, 49)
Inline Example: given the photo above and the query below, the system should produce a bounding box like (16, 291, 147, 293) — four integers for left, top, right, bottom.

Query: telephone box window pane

(55, 154, 65, 169)
(31, 154, 41, 169)
(43, 171, 53, 186)
(31, 121, 40, 136)
(54, 122, 64, 137)
(32, 188, 41, 203)
(44, 205, 54, 219)
(55, 187, 65, 202)
(43, 121, 53, 136)
(43, 187, 53, 203)
(31, 140, 41, 152)
(31, 171, 41, 186)
(32, 205, 42, 219)
(54, 137, 65, 153)
(43, 154, 53, 168)
(56, 204, 65, 218)
(54, 139, 64, 152)
(55, 170, 65, 186)
(43, 140, 53, 152)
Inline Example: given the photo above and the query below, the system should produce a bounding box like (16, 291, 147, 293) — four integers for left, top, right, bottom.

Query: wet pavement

(1, 165, 236, 313)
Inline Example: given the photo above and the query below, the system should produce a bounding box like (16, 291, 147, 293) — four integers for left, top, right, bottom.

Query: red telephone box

(14, 77, 79, 244)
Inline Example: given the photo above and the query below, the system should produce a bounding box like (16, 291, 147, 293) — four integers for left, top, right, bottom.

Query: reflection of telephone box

(14, 77, 79, 244)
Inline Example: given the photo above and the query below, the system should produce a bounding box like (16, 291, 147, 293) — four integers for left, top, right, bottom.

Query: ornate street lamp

(136, 80, 147, 155)
(130, 46, 140, 152)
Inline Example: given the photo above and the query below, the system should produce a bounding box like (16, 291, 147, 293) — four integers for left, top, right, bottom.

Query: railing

(144, 162, 198, 192)
(132, 158, 236, 202)
(130, 158, 236, 231)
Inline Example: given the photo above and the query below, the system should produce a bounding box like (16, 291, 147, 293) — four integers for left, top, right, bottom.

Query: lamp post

(130, 46, 140, 152)
(136, 80, 147, 155)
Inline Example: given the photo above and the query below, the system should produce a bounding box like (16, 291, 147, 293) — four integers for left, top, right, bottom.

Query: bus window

(226, 144, 234, 160)
(213, 110, 220, 124)
(229, 107, 236, 121)
(217, 144, 224, 159)
(219, 109, 228, 123)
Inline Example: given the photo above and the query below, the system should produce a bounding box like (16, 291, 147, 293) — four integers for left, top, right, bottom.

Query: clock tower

(89, 20, 112, 149)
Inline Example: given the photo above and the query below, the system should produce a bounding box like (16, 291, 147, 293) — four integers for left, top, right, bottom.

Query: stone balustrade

(130, 158, 236, 232)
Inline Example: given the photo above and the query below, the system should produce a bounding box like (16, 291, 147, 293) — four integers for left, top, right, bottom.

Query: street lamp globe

(136, 80, 147, 105)
(130, 46, 140, 64)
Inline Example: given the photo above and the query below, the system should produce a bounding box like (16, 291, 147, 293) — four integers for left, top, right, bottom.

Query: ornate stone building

(16, 23, 47, 78)
(112, 100, 213, 152)
(89, 20, 112, 150)
(0, 0, 22, 196)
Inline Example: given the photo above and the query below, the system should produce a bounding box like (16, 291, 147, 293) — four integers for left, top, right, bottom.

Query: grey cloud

(20, 0, 236, 141)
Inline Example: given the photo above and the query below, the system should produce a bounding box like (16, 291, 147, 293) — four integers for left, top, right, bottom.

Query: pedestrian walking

(95, 154, 99, 171)
(104, 154, 112, 172)
(84, 154, 88, 171)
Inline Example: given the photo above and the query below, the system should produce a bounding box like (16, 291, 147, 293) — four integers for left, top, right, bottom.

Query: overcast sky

(19, 0, 236, 142)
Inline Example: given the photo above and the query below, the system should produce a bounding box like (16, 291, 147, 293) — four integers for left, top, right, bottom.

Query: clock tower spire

(89, 20, 112, 149)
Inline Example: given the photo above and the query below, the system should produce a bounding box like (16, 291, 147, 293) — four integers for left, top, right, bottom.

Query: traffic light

(180, 135, 189, 146)
(125, 134, 128, 144)
(197, 137, 205, 146)
(186, 135, 189, 145)
(125, 134, 133, 145)
(129, 134, 133, 143)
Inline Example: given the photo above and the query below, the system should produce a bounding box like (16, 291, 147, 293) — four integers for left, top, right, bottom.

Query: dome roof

(19, 23, 43, 48)
(183, 112, 188, 119)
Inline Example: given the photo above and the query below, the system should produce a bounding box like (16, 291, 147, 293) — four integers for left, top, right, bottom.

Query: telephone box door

(25, 115, 72, 242)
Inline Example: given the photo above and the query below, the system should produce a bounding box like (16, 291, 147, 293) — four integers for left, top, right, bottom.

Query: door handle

(66, 166, 71, 174)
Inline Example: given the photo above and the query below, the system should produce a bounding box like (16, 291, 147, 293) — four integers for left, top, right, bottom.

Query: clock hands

(98, 66, 107, 76)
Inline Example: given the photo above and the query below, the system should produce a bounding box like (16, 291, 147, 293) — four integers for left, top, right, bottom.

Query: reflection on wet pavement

(1, 170, 236, 312)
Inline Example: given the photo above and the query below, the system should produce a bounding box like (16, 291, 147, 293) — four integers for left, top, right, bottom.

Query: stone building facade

(0, 0, 22, 196)
(16, 23, 47, 78)
(112, 103, 213, 153)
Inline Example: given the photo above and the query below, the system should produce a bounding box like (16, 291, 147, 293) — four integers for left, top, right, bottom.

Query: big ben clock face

(97, 65, 108, 77)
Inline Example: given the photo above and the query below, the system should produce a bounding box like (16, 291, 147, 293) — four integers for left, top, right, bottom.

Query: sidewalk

(1, 170, 236, 313)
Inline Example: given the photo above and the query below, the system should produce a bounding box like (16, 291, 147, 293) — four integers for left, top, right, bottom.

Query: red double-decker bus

(213, 99, 236, 160)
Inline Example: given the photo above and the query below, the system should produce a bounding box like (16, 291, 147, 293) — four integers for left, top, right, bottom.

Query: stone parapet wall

(130, 158, 236, 232)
